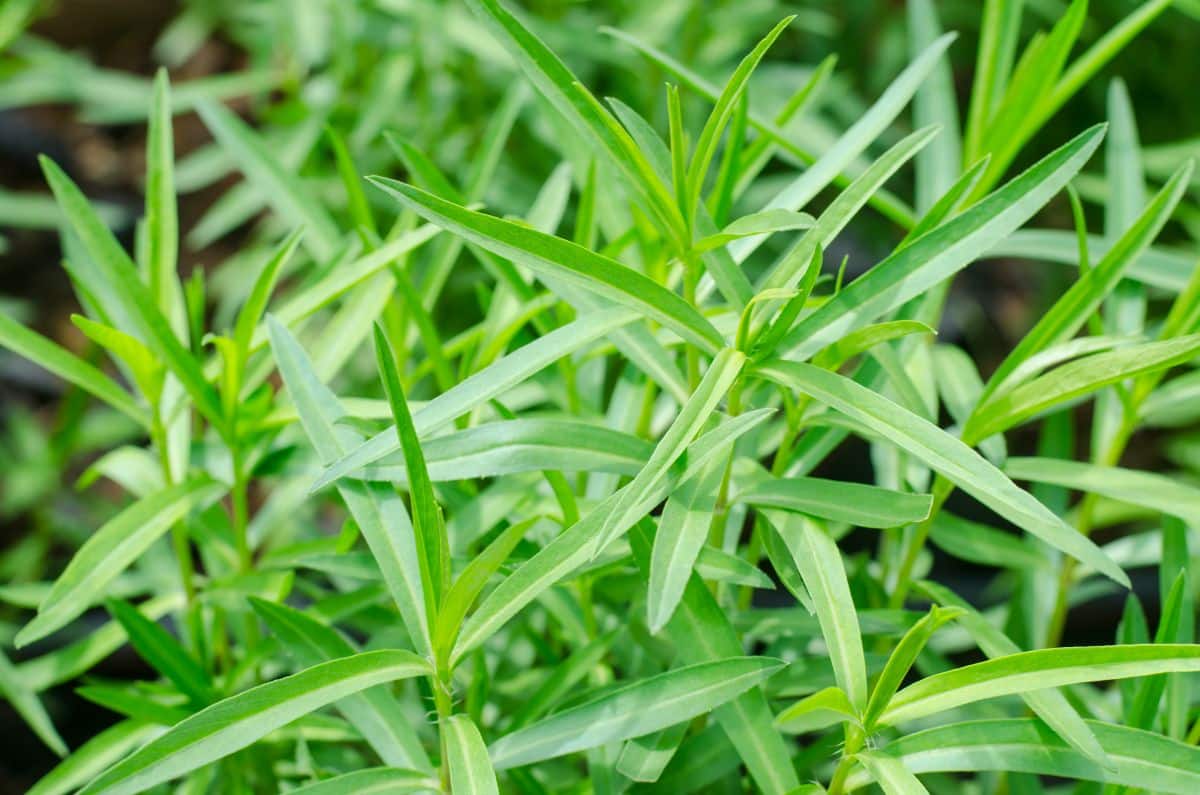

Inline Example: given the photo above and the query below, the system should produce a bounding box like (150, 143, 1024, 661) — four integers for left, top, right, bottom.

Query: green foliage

(0, 1, 1198, 793)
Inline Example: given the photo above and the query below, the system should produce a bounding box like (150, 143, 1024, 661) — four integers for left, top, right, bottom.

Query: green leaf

(812, 320, 935, 371)
(1006, 456, 1200, 520)
(969, 334, 1200, 441)
(463, 0, 679, 235)
(233, 229, 304, 362)
(775, 124, 1105, 360)
(268, 317, 432, 658)
(879, 645, 1200, 726)
(740, 477, 932, 529)
(288, 768, 438, 795)
(313, 307, 639, 490)
(15, 478, 224, 648)
(79, 650, 431, 795)
(195, 100, 339, 261)
(915, 579, 1106, 763)
(857, 752, 930, 795)
(774, 686, 858, 734)
(72, 315, 164, 405)
(630, 523, 800, 794)
(143, 69, 185, 339)
(844, 718, 1200, 795)
(488, 657, 784, 769)
(0, 647, 67, 756)
(683, 16, 794, 222)
(28, 721, 159, 795)
(768, 512, 868, 711)
(755, 360, 1128, 587)
(863, 605, 963, 729)
(105, 600, 213, 706)
(369, 178, 722, 354)
(40, 156, 226, 432)
(248, 598, 431, 771)
(357, 420, 652, 483)
(446, 714, 499, 795)
(927, 513, 1049, 571)
(374, 324, 449, 615)
(453, 409, 772, 663)
(693, 209, 814, 254)
(433, 517, 537, 662)
(978, 160, 1193, 402)
(907, 0, 962, 213)
(615, 722, 688, 783)
(596, 348, 744, 551)
(0, 313, 146, 427)
(648, 453, 728, 633)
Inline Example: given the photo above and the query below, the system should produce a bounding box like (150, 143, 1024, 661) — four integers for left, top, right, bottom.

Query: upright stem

(682, 252, 701, 390)
(888, 476, 953, 608)
(433, 666, 454, 792)
(827, 725, 865, 795)
(153, 419, 195, 603)
(1043, 417, 1134, 648)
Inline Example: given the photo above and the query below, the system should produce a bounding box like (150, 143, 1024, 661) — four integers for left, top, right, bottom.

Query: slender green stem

(888, 476, 953, 608)
(827, 725, 865, 795)
(433, 666, 454, 792)
(1043, 417, 1135, 648)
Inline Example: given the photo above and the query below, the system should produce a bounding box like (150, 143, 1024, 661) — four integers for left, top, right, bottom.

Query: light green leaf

(0, 647, 67, 756)
(916, 579, 1106, 763)
(857, 752, 930, 795)
(615, 722, 687, 783)
(0, 313, 146, 427)
(248, 598, 431, 771)
(268, 317, 432, 658)
(768, 511, 868, 711)
(978, 160, 1193, 402)
(72, 315, 164, 405)
(313, 307, 638, 489)
(597, 348, 744, 551)
(358, 420, 652, 483)
(776, 124, 1105, 359)
(28, 720, 161, 795)
(41, 156, 225, 432)
(843, 718, 1200, 795)
(693, 209, 814, 254)
(879, 645, 1200, 726)
(969, 334, 1200, 441)
(863, 605, 963, 729)
(195, 100, 339, 261)
(684, 16, 794, 221)
(232, 229, 304, 362)
(648, 452, 729, 633)
(79, 650, 431, 795)
(143, 69, 185, 339)
(740, 477, 932, 529)
(453, 409, 772, 663)
(446, 715, 499, 795)
(755, 360, 1128, 587)
(288, 768, 438, 795)
(774, 686, 858, 734)
(488, 657, 783, 769)
(433, 517, 537, 662)
(15, 478, 224, 648)
(369, 178, 722, 354)
(1008, 456, 1200, 522)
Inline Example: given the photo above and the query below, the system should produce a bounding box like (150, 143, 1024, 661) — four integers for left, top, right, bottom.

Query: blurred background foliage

(1, 0, 1198, 788)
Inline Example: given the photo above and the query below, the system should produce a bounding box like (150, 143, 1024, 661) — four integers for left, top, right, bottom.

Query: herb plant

(2, 0, 1200, 793)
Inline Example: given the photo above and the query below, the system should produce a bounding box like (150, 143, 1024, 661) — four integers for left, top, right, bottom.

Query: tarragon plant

(2, 0, 1200, 793)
